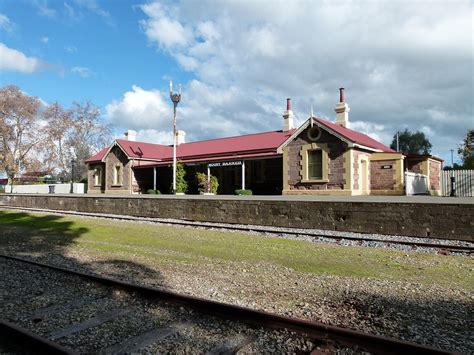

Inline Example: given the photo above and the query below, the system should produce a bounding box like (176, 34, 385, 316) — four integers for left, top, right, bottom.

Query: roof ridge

(117, 129, 294, 147)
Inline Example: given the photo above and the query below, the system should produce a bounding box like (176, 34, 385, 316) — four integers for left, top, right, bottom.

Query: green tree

(457, 129, 474, 169)
(390, 129, 432, 154)
(173, 162, 188, 193)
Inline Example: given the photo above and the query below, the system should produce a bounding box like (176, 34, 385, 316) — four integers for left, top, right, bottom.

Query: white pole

(153, 167, 156, 191)
(241, 161, 245, 190)
(207, 165, 211, 193)
(173, 124, 176, 193)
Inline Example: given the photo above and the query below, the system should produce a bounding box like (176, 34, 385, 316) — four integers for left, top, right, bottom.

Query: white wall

(5, 183, 85, 194)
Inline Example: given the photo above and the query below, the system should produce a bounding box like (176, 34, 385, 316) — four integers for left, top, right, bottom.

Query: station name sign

(381, 165, 392, 169)
(208, 161, 242, 168)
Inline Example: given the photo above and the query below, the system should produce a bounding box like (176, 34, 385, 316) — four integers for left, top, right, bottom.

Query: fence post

(450, 176, 456, 197)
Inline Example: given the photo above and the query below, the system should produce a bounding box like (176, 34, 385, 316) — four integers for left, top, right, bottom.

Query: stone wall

(87, 163, 105, 193)
(1, 194, 472, 241)
(286, 128, 346, 191)
(104, 146, 132, 193)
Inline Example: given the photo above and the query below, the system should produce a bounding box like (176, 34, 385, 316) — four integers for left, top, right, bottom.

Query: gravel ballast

(1, 208, 472, 353)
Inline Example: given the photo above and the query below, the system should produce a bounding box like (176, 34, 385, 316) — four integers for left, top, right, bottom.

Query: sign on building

(208, 161, 242, 168)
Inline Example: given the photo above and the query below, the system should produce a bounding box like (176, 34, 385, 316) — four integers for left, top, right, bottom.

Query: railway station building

(86, 89, 442, 196)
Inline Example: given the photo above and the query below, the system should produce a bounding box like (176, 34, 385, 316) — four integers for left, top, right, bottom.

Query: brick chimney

(282, 98, 295, 131)
(335, 88, 350, 128)
(176, 130, 186, 145)
(124, 129, 137, 141)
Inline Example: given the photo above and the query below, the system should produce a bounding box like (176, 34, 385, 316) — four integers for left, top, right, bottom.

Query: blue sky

(1, 0, 472, 164)
(0, 0, 186, 107)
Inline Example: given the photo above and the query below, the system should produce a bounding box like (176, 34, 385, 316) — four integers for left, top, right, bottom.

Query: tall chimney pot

(124, 129, 137, 141)
(282, 98, 294, 131)
(335, 88, 350, 128)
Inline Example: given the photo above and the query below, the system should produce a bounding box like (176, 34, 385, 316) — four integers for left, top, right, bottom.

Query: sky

(0, 0, 472, 164)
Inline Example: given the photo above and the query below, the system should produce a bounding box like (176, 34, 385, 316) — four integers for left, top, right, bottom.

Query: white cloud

(106, 85, 171, 133)
(0, 14, 14, 33)
(140, 2, 191, 49)
(41, 36, 49, 44)
(73, 0, 114, 26)
(33, 0, 57, 18)
(136, 0, 473, 161)
(135, 129, 173, 145)
(0, 43, 45, 73)
(71, 66, 92, 77)
(64, 2, 82, 22)
(65, 45, 77, 53)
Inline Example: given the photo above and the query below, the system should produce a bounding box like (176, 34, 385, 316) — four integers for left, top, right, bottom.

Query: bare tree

(43, 102, 73, 180)
(67, 101, 112, 181)
(0, 85, 45, 186)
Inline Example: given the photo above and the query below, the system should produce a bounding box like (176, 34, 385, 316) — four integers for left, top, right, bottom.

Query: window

(308, 150, 323, 180)
(299, 142, 329, 182)
(94, 168, 101, 186)
(113, 164, 122, 185)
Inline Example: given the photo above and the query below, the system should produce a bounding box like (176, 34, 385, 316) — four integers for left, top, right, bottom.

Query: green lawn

(0, 210, 472, 290)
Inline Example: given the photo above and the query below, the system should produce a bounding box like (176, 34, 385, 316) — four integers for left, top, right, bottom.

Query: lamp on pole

(169, 81, 181, 194)
(70, 159, 76, 194)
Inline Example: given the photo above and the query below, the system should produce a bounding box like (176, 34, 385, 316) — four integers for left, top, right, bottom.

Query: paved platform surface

(2, 193, 473, 204)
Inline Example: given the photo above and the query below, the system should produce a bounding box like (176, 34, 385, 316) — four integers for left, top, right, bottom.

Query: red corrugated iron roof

(115, 139, 171, 160)
(86, 117, 394, 164)
(84, 147, 109, 163)
(168, 130, 295, 160)
(314, 118, 395, 153)
(87, 130, 295, 163)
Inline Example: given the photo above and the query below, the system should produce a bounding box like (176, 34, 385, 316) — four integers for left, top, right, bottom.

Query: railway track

(0, 254, 454, 354)
(1, 205, 473, 255)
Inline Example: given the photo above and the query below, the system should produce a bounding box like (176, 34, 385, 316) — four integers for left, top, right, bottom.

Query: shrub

(0, 186, 4, 194)
(195, 172, 219, 194)
(146, 189, 161, 194)
(235, 189, 252, 195)
(171, 162, 188, 193)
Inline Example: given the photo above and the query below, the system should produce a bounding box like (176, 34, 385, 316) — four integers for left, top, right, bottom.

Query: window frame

(307, 149, 323, 180)
(112, 163, 123, 186)
(299, 143, 330, 183)
(93, 167, 102, 187)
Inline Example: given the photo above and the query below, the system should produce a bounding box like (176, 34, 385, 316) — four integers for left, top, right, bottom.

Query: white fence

(5, 183, 85, 194)
(441, 170, 474, 197)
(405, 172, 429, 195)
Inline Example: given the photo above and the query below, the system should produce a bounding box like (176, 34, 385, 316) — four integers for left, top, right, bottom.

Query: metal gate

(441, 170, 474, 197)
(405, 172, 428, 195)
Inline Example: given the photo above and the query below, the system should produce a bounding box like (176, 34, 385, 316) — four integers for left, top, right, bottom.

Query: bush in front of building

(235, 189, 252, 195)
(195, 172, 219, 194)
(146, 189, 161, 194)
(173, 162, 188, 193)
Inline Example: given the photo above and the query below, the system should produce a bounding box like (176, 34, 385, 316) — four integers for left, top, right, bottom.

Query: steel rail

(1, 205, 472, 254)
(0, 319, 78, 355)
(1, 254, 456, 354)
